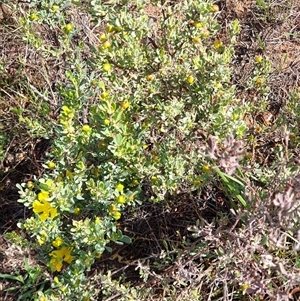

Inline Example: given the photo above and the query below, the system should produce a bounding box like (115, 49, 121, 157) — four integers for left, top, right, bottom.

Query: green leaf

(105, 246, 113, 253)
(0, 273, 24, 284)
(115, 134, 123, 146)
(215, 167, 248, 208)
(115, 110, 123, 123)
(99, 80, 105, 91)
(120, 235, 131, 244)
(4, 286, 19, 292)
(39, 183, 50, 191)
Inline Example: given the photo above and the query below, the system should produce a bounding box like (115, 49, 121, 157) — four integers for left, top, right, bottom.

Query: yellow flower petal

(49, 258, 63, 272)
(38, 238, 45, 245)
(32, 199, 57, 222)
(33, 200, 45, 214)
(38, 191, 50, 202)
(40, 212, 49, 222)
(50, 246, 74, 264)
(49, 207, 57, 219)
(64, 253, 74, 264)
(52, 237, 63, 248)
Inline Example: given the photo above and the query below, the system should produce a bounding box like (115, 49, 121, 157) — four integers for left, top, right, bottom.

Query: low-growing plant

(4, 0, 282, 299)
(0, 258, 50, 300)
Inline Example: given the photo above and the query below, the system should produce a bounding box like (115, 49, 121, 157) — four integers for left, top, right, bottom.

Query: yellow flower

(33, 199, 57, 222)
(37, 230, 48, 245)
(38, 237, 46, 245)
(193, 178, 201, 186)
(193, 36, 201, 44)
(74, 207, 80, 215)
(187, 75, 195, 84)
(116, 183, 124, 192)
(29, 13, 39, 21)
(100, 91, 109, 99)
(116, 195, 126, 204)
(52, 237, 63, 248)
(103, 63, 112, 72)
(195, 21, 202, 28)
(49, 246, 74, 272)
(27, 181, 34, 189)
(254, 55, 263, 63)
(55, 247, 73, 263)
(62, 105, 72, 114)
(49, 258, 63, 272)
(38, 238, 45, 245)
(109, 204, 117, 213)
(38, 190, 49, 202)
(104, 119, 110, 125)
(113, 211, 121, 220)
(47, 161, 56, 169)
(51, 5, 59, 12)
(255, 77, 263, 86)
(202, 165, 210, 173)
(99, 33, 107, 41)
(213, 39, 223, 49)
(146, 74, 154, 81)
(241, 283, 250, 295)
(151, 176, 158, 183)
(82, 124, 91, 133)
(102, 41, 111, 49)
(64, 23, 73, 34)
(120, 101, 130, 109)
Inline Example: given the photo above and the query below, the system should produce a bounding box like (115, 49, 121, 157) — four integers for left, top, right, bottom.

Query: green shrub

(14, 0, 253, 299)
